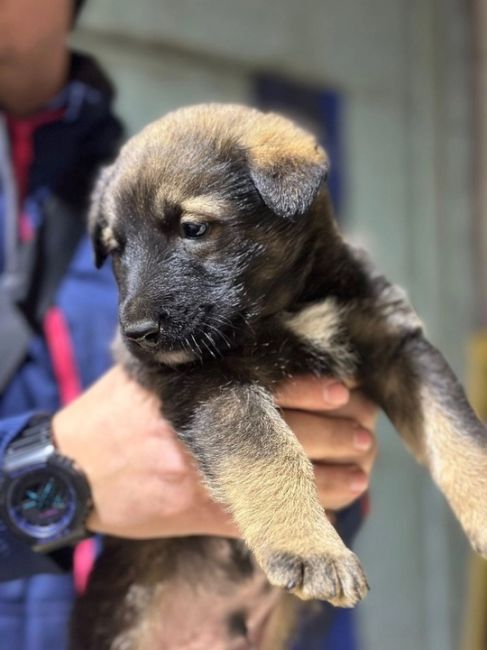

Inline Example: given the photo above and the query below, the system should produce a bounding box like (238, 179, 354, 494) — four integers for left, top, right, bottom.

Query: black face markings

(162, 200, 182, 226)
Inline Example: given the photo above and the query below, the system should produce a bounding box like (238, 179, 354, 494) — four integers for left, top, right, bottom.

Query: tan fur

(112, 104, 326, 209)
(127, 104, 321, 158)
(218, 453, 339, 556)
(422, 389, 487, 555)
(155, 349, 196, 365)
(100, 225, 119, 253)
(180, 195, 232, 222)
(242, 111, 327, 171)
(207, 385, 368, 606)
(285, 299, 356, 378)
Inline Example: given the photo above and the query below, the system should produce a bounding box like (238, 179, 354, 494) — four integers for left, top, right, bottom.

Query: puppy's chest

(260, 297, 355, 380)
(177, 298, 353, 388)
(140, 298, 355, 430)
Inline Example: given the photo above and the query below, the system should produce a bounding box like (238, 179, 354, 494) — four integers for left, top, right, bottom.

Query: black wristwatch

(0, 414, 92, 553)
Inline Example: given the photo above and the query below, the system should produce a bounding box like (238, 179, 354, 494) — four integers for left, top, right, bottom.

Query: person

(0, 1, 378, 648)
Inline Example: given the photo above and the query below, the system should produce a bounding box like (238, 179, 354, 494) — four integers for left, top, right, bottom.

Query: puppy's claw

(261, 550, 369, 607)
(469, 534, 487, 560)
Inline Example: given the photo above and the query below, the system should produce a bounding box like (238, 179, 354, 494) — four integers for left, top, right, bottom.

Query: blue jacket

(0, 53, 122, 650)
(0, 52, 362, 650)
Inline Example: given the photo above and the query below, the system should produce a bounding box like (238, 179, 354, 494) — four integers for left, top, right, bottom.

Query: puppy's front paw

(261, 550, 369, 607)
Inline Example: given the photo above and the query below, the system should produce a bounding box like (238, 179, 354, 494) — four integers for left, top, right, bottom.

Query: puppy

(72, 104, 487, 649)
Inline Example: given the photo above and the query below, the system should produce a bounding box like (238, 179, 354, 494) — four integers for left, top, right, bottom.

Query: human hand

(52, 365, 236, 539)
(53, 367, 378, 539)
(276, 377, 378, 512)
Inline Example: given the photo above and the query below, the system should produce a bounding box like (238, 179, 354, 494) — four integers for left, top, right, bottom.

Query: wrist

(52, 408, 84, 470)
(0, 414, 93, 552)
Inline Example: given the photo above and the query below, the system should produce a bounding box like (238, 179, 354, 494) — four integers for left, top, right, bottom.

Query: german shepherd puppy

(72, 104, 487, 649)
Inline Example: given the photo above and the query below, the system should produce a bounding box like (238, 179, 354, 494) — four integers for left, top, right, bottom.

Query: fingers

(329, 389, 379, 431)
(275, 375, 379, 434)
(275, 376, 350, 411)
(282, 409, 375, 463)
(314, 463, 369, 511)
(282, 405, 378, 512)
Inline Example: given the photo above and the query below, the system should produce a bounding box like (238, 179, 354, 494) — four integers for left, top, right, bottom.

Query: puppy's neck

(292, 193, 367, 305)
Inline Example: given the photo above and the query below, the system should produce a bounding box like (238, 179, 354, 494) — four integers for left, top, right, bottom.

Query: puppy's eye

(181, 222, 210, 239)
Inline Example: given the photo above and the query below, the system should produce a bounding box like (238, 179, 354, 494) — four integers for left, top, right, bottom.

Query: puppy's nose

(123, 319, 161, 348)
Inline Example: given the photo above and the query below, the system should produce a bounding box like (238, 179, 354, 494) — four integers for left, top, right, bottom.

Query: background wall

(73, 2, 475, 648)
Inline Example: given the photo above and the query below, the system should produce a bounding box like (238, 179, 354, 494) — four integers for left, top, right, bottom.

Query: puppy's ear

(88, 164, 116, 268)
(245, 113, 328, 219)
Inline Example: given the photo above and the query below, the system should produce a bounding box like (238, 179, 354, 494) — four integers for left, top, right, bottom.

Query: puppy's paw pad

(262, 550, 369, 607)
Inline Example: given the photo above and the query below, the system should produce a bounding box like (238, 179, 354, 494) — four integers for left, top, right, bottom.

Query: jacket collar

(43, 51, 117, 123)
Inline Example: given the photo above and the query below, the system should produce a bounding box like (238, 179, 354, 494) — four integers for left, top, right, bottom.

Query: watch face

(7, 466, 76, 540)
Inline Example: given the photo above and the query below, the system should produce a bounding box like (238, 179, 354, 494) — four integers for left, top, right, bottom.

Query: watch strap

(4, 414, 54, 472)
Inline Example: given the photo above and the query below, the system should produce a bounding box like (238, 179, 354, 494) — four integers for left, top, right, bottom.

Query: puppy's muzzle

(122, 319, 161, 349)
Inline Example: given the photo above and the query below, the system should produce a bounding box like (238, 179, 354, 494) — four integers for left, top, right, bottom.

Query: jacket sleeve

(0, 413, 72, 581)
(335, 492, 369, 548)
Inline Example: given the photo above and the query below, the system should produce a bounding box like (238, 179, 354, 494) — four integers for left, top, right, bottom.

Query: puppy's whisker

(200, 334, 218, 359)
(190, 334, 204, 361)
(205, 321, 233, 349)
(208, 311, 250, 341)
(208, 321, 240, 341)
(240, 313, 257, 338)
(206, 332, 220, 357)
(204, 331, 223, 358)
(181, 336, 191, 357)
(210, 313, 238, 330)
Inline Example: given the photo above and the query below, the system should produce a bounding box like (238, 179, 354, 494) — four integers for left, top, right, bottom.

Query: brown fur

(204, 385, 367, 606)
(72, 104, 487, 649)
(421, 389, 487, 555)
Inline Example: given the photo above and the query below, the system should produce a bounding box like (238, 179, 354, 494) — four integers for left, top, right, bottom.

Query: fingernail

(323, 382, 348, 406)
(354, 429, 372, 450)
(350, 472, 368, 493)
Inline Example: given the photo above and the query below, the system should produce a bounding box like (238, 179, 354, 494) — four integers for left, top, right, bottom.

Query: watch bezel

(3, 461, 78, 543)
(0, 419, 93, 551)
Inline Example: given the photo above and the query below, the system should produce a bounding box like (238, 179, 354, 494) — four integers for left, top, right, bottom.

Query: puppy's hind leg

(348, 276, 487, 557)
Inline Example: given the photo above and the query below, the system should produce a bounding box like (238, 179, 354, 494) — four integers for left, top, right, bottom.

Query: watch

(0, 414, 92, 553)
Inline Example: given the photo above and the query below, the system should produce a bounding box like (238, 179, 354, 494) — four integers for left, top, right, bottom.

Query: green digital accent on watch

(0, 414, 93, 553)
